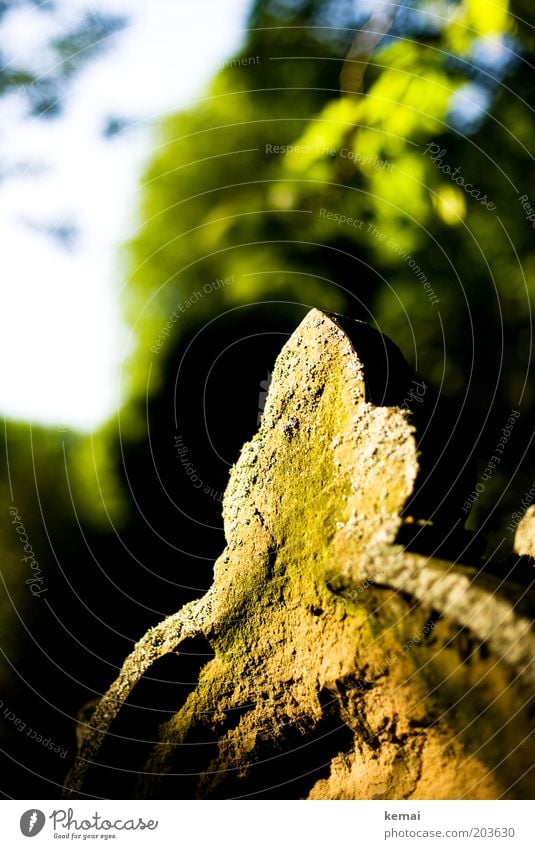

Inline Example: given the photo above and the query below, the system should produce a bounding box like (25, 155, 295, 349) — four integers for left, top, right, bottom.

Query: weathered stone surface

(65, 310, 535, 800)
(515, 506, 535, 559)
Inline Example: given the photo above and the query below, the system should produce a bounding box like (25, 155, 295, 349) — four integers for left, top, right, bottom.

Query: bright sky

(0, 0, 250, 430)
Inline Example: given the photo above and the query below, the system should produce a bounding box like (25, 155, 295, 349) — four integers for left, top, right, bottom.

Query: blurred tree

(124, 0, 534, 546)
(0, 0, 125, 119)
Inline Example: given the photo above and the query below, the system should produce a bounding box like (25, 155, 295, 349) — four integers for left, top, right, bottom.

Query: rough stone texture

(65, 309, 535, 800)
(515, 506, 535, 559)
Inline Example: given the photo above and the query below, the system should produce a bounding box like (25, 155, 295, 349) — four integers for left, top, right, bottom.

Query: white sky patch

(0, 0, 250, 430)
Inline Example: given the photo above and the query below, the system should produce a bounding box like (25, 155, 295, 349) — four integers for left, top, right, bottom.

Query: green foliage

(0, 420, 128, 713)
(123, 0, 533, 540)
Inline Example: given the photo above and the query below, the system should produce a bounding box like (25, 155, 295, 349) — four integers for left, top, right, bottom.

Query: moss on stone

(65, 310, 535, 800)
